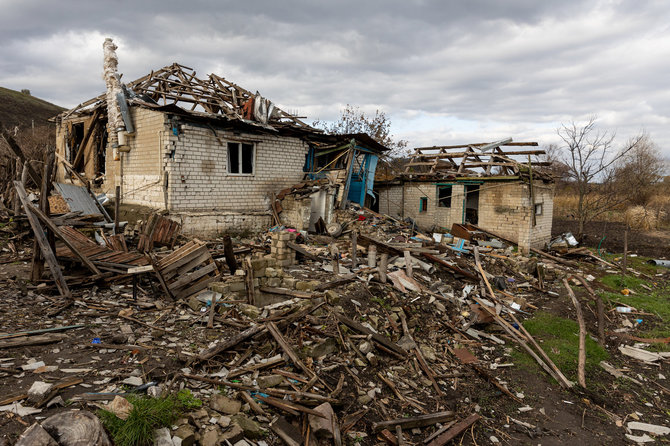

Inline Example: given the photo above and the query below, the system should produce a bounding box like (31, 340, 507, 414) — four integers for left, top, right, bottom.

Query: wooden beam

(371, 411, 454, 433)
(72, 108, 101, 169)
(22, 193, 101, 275)
(14, 181, 70, 297)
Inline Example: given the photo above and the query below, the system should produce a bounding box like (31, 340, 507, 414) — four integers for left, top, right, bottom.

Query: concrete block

(266, 277, 282, 287)
(281, 277, 297, 289)
(229, 281, 246, 292)
(250, 258, 267, 270)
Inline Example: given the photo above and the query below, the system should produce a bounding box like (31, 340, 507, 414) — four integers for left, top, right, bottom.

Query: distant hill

(0, 86, 65, 129)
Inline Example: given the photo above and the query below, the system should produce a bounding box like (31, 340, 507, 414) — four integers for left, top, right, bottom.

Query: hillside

(0, 86, 65, 129)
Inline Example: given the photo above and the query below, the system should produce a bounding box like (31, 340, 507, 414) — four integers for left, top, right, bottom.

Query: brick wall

(164, 122, 309, 213)
(376, 180, 554, 251)
(377, 184, 404, 218)
(114, 107, 166, 207)
(175, 211, 273, 236)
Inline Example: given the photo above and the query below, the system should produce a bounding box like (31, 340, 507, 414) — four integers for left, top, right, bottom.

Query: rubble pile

(0, 186, 669, 445)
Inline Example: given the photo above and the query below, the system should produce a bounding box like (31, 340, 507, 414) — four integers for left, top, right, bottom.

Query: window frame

(419, 197, 428, 213)
(534, 203, 543, 215)
(227, 141, 255, 176)
(437, 185, 452, 208)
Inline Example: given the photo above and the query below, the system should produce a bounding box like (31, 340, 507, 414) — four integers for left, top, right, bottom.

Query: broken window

(438, 185, 452, 208)
(227, 142, 254, 174)
(419, 197, 428, 213)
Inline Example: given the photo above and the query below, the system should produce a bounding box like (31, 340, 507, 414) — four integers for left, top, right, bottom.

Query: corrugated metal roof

(53, 183, 102, 216)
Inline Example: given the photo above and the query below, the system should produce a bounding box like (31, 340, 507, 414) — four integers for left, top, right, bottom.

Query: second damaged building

(53, 39, 386, 235)
(375, 139, 554, 251)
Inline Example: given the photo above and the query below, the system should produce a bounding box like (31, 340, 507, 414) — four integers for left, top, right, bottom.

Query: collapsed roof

(401, 138, 552, 181)
(58, 62, 317, 133)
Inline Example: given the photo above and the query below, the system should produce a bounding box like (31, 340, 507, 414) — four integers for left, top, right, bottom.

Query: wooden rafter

(402, 139, 547, 179)
(59, 63, 314, 130)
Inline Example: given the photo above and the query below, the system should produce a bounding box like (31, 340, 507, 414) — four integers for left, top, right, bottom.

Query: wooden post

(14, 181, 70, 297)
(244, 258, 255, 306)
(114, 185, 120, 235)
(207, 293, 217, 329)
(331, 245, 340, 275)
(379, 253, 388, 283)
(564, 279, 586, 388)
(404, 250, 413, 278)
(622, 227, 628, 278)
(222, 235, 237, 274)
(573, 275, 605, 346)
(350, 231, 357, 270)
(32, 152, 54, 282)
(367, 244, 377, 268)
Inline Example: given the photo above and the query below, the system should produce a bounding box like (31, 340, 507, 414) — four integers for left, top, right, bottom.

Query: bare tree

(613, 135, 665, 206)
(557, 116, 643, 237)
(535, 143, 571, 184)
(313, 104, 408, 156)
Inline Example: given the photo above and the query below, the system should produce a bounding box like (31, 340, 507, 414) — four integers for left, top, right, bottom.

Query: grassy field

(0, 86, 64, 129)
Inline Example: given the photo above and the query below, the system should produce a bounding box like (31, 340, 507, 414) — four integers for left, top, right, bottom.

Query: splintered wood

(137, 213, 181, 252)
(152, 239, 220, 300)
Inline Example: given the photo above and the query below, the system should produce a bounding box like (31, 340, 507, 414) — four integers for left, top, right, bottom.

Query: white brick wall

(377, 180, 554, 250)
(164, 122, 309, 212)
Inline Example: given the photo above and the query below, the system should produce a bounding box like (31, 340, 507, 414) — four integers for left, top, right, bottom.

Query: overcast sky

(1, 0, 669, 157)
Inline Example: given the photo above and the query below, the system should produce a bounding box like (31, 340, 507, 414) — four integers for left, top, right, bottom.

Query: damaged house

(54, 39, 387, 235)
(375, 139, 554, 251)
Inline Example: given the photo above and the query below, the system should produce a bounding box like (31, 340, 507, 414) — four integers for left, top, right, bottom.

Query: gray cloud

(1, 0, 669, 157)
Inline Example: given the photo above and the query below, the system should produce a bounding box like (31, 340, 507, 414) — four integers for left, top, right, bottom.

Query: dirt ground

(553, 218, 670, 258)
(1, 212, 669, 445)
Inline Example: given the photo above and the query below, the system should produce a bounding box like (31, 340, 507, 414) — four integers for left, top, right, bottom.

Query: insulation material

(102, 38, 123, 150)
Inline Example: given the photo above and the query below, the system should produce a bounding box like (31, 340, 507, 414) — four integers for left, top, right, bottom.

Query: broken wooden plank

(20, 189, 101, 275)
(197, 324, 266, 361)
(421, 253, 477, 280)
(244, 257, 255, 305)
(335, 313, 406, 357)
(372, 411, 454, 433)
(182, 374, 339, 403)
(13, 181, 70, 297)
(266, 322, 314, 378)
(287, 241, 320, 261)
(222, 234, 237, 274)
(256, 395, 326, 418)
(564, 278, 586, 388)
(0, 333, 68, 349)
(259, 287, 315, 299)
(426, 414, 481, 446)
(313, 275, 356, 291)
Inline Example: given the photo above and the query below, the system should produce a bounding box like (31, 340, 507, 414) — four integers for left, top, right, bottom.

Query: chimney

(103, 38, 124, 160)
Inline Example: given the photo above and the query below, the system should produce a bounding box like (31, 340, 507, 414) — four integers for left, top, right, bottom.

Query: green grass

(371, 296, 391, 309)
(98, 395, 182, 446)
(599, 252, 660, 276)
(510, 312, 609, 384)
(598, 274, 670, 351)
(177, 389, 202, 409)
